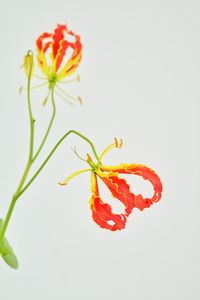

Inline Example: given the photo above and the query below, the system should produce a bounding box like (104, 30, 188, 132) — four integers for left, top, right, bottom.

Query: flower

(36, 24, 82, 87)
(22, 50, 34, 78)
(60, 139, 163, 231)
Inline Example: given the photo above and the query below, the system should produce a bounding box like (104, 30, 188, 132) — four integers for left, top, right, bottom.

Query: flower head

(36, 24, 82, 86)
(22, 50, 34, 78)
(60, 138, 163, 231)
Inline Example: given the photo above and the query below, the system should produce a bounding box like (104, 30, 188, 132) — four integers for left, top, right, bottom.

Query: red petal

(55, 40, 69, 72)
(91, 196, 126, 231)
(36, 24, 82, 76)
(99, 174, 135, 216)
(57, 31, 82, 75)
(36, 32, 52, 51)
(101, 164, 163, 211)
(52, 24, 67, 59)
(90, 173, 127, 231)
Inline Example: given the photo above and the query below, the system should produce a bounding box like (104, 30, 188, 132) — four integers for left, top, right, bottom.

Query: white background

(0, 0, 199, 299)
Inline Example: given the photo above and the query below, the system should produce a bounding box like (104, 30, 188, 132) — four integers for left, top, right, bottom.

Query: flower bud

(23, 50, 34, 78)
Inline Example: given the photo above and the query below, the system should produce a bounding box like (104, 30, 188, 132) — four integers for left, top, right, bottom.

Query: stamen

(114, 137, 123, 148)
(54, 90, 74, 105)
(56, 84, 82, 105)
(59, 74, 80, 84)
(98, 143, 116, 161)
(43, 88, 51, 106)
(33, 74, 47, 80)
(97, 137, 123, 164)
(59, 168, 91, 185)
(114, 137, 118, 148)
(19, 82, 48, 94)
(77, 96, 83, 105)
(119, 138, 123, 148)
(19, 86, 23, 94)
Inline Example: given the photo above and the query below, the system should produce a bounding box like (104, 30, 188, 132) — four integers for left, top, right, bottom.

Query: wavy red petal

(100, 174, 135, 216)
(55, 40, 69, 72)
(91, 197, 126, 231)
(90, 173, 127, 231)
(57, 31, 82, 75)
(36, 24, 82, 77)
(52, 24, 67, 59)
(101, 164, 163, 211)
(36, 32, 52, 51)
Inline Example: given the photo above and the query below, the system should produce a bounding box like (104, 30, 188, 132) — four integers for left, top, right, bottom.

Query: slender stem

(0, 51, 35, 247)
(0, 196, 16, 246)
(32, 88, 56, 162)
(0, 160, 32, 246)
(27, 52, 35, 161)
(18, 130, 99, 198)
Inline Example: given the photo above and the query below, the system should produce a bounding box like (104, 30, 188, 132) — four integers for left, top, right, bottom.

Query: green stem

(18, 130, 99, 198)
(0, 161, 32, 246)
(0, 196, 16, 246)
(32, 88, 56, 162)
(27, 51, 35, 161)
(0, 51, 35, 247)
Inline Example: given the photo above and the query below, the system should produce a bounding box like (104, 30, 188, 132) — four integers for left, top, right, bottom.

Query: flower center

(48, 73, 57, 89)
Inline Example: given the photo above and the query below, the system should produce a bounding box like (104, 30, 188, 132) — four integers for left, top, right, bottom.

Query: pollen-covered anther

(114, 137, 119, 148)
(42, 97, 48, 106)
(114, 137, 123, 149)
(19, 86, 23, 95)
(77, 96, 83, 105)
(87, 153, 93, 162)
(58, 181, 68, 186)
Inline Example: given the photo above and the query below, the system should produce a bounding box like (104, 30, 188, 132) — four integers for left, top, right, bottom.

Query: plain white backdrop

(0, 0, 199, 299)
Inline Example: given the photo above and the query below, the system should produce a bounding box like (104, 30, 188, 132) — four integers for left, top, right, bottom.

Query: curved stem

(0, 51, 35, 247)
(27, 51, 35, 161)
(18, 130, 99, 198)
(0, 196, 16, 247)
(32, 88, 56, 162)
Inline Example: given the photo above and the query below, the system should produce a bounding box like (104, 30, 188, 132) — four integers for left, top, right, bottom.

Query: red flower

(60, 139, 163, 231)
(36, 24, 82, 83)
(90, 163, 162, 231)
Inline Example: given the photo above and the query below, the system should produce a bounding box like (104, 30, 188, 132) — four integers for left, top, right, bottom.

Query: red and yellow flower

(36, 24, 82, 87)
(60, 139, 163, 231)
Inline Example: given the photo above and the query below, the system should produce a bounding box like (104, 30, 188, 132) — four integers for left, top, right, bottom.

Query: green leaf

(2, 252, 19, 269)
(0, 219, 19, 269)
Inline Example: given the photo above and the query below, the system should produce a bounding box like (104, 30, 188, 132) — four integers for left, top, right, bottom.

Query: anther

(87, 153, 93, 162)
(19, 86, 23, 95)
(114, 137, 118, 148)
(119, 138, 123, 148)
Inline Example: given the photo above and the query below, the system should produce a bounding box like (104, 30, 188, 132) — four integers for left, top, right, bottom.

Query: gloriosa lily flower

(36, 23, 82, 86)
(34, 24, 82, 105)
(60, 139, 163, 231)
